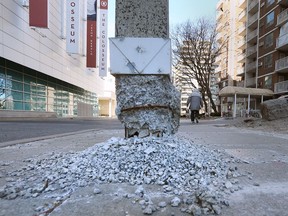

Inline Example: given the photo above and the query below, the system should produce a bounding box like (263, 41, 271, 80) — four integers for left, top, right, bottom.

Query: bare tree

(171, 18, 225, 114)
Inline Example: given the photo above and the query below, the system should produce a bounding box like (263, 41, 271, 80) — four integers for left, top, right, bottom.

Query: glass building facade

(0, 57, 98, 117)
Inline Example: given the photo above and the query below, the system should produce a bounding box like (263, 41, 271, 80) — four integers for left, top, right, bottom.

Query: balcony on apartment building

(210, 86, 220, 94)
(247, 44, 257, 58)
(210, 78, 216, 85)
(216, 23, 224, 32)
(216, 76, 222, 83)
(211, 71, 219, 78)
(239, 10, 246, 22)
(220, 70, 228, 80)
(248, 0, 259, 13)
(275, 80, 288, 94)
(238, 53, 246, 63)
(237, 67, 245, 76)
(276, 33, 288, 50)
(246, 61, 257, 73)
(247, 29, 258, 43)
(239, 0, 247, 9)
(217, 0, 224, 10)
(247, 13, 258, 29)
(238, 23, 247, 36)
(215, 56, 221, 65)
(277, 8, 288, 27)
(216, 11, 223, 21)
(181, 88, 192, 94)
(279, 0, 288, 7)
(246, 77, 256, 87)
(237, 37, 246, 49)
(211, 79, 219, 86)
(275, 56, 288, 73)
(216, 35, 223, 44)
(215, 67, 221, 79)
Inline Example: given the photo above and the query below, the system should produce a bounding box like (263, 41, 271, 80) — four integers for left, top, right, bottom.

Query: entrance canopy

(219, 86, 274, 97)
(219, 86, 274, 118)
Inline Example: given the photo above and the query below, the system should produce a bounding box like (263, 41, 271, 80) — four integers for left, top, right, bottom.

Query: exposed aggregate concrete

(0, 135, 244, 215)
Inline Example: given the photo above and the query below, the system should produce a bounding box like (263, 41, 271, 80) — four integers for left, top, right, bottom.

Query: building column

(109, 99, 112, 117)
(261, 95, 264, 103)
(233, 93, 237, 118)
(221, 97, 223, 117)
(247, 94, 251, 116)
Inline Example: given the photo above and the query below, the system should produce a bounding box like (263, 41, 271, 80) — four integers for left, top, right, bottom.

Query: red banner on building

(29, 0, 49, 28)
(100, 0, 108, 10)
(86, 0, 97, 68)
(99, 0, 108, 76)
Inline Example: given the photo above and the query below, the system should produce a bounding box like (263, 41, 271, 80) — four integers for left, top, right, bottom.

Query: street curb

(0, 129, 101, 148)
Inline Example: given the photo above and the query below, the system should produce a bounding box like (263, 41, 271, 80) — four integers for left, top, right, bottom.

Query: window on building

(264, 54, 273, 68)
(264, 32, 273, 48)
(266, 11, 274, 26)
(266, 0, 274, 7)
(0, 58, 99, 116)
(264, 75, 272, 89)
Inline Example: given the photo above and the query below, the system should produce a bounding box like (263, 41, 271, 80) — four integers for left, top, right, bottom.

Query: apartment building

(216, 0, 244, 88)
(0, 1, 116, 118)
(257, 0, 288, 96)
(209, 67, 220, 113)
(215, 0, 245, 113)
(172, 66, 192, 117)
(216, 0, 288, 115)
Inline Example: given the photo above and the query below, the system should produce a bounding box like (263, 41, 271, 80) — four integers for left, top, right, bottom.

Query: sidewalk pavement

(1, 118, 288, 216)
(179, 118, 288, 216)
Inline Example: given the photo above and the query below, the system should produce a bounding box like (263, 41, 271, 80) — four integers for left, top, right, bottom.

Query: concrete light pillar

(109, 99, 112, 117)
(233, 93, 237, 118)
(111, 0, 180, 138)
(247, 94, 251, 116)
(261, 95, 264, 103)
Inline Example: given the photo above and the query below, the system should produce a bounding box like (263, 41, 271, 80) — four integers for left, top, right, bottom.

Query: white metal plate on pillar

(109, 37, 171, 75)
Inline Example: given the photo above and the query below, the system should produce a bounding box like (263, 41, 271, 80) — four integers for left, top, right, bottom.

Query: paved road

(0, 117, 222, 146)
(0, 117, 124, 145)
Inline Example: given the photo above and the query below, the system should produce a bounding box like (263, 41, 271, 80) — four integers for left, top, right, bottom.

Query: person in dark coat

(186, 89, 203, 123)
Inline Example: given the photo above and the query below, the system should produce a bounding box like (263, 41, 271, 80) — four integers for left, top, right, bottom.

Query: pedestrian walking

(186, 89, 203, 124)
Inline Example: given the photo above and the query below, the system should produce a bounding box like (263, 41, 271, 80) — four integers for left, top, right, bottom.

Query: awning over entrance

(219, 86, 274, 97)
(219, 86, 274, 118)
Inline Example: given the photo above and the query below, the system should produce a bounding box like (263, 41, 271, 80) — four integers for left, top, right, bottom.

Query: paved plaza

(1, 118, 288, 216)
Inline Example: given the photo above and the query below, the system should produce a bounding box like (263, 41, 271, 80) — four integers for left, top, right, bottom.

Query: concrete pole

(109, 99, 112, 117)
(247, 94, 251, 116)
(233, 93, 237, 118)
(220, 97, 223, 117)
(261, 95, 264, 103)
(113, 0, 180, 138)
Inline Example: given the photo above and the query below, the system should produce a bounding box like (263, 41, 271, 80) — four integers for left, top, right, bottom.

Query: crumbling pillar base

(115, 75, 180, 138)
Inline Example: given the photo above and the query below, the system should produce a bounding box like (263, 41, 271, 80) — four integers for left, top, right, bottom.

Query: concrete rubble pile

(261, 97, 288, 120)
(115, 75, 181, 137)
(0, 136, 244, 215)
